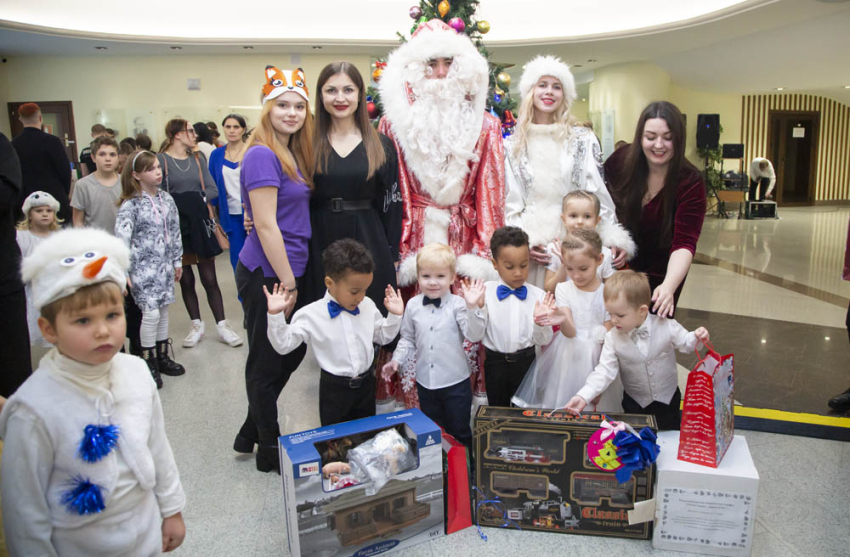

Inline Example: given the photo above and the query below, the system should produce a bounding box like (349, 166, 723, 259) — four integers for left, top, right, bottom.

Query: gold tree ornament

(477, 20, 490, 34)
(497, 71, 511, 87)
(438, 0, 450, 18)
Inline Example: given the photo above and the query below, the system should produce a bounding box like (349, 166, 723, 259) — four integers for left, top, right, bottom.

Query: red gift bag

(442, 432, 472, 534)
(678, 343, 735, 468)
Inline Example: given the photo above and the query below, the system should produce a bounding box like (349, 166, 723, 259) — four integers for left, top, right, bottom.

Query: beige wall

(1, 54, 373, 154)
(669, 83, 742, 168)
(570, 99, 589, 123)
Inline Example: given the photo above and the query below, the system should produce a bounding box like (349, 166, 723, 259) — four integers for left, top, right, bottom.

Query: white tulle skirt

(512, 331, 623, 412)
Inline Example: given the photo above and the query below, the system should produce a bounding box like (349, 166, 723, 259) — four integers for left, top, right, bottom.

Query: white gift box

(652, 431, 759, 556)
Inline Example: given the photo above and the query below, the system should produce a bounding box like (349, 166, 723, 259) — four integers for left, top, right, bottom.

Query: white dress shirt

(268, 292, 401, 378)
(577, 314, 698, 408)
(545, 241, 615, 281)
(466, 280, 553, 353)
(749, 157, 776, 197)
(392, 293, 473, 390)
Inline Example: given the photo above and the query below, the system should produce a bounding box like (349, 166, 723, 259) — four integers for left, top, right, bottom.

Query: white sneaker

(183, 321, 204, 348)
(217, 321, 243, 347)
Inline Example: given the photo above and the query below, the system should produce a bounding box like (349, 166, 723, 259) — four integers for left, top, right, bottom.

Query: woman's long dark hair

(613, 101, 694, 248)
(313, 62, 386, 180)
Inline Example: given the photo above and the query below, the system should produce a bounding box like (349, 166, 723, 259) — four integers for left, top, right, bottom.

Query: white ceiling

(0, 0, 848, 104)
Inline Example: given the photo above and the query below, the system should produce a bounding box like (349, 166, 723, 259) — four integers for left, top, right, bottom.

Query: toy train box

(279, 409, 445, 557)
(473, 407, 657, 540)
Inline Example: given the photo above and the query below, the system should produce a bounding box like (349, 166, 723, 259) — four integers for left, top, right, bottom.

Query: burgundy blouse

(604, 147, 706, 298)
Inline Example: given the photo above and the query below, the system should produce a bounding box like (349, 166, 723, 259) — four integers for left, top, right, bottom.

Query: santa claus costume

(505, 55, 635, 288)
(378, 19, 505, 410)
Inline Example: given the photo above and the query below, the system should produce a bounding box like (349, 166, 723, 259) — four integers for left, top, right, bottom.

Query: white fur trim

(519, 55, 577, 107)
(456, 254, 499, 281)
(21, 228, 130, 310)
(22, 191, 60, 215)
(398, 254, 419, 287)
(379, 24, 489, 205)
(423, 206, 451, 245)
(596, 220, 637, 260)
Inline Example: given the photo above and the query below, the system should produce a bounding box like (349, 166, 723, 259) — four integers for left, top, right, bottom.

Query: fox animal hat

(21, 228, 130, 311)
(22, 190, 60, 215)
(261, 65, 309, 105)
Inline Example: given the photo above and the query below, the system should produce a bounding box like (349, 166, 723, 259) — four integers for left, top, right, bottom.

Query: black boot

(828, 388, 850, 412)
(256, 443, 281, 474)
(142, 347, 163, 389)
(156, 339, 185, 377)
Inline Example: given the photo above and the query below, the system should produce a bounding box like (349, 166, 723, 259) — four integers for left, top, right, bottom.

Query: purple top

(239, 145, 311, 278)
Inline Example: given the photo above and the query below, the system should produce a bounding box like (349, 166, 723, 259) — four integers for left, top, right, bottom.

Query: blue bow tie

(496, 284, 528, 301)
(327, 300, 360, 319)
(423, 296, 441, 308)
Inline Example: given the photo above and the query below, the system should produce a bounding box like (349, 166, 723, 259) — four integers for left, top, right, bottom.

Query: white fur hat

(21, 228, 130, 311)
(519, 55, 577, 106)
(22, 191, 60, 215)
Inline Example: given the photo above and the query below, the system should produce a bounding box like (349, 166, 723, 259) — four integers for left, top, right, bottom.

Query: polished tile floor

(29, 207, 850, 555)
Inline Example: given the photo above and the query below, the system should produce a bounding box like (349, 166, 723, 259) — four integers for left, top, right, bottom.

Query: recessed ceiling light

(94, 46, 107, 50)
(760, 339, 767, 343)
(243, 46, 254, 50)
(587, 59, 597, 63)
(844, 85, 850, 89)
(581, 98, 587, 101)
(170, 46, 182, 50)
(775, 87, 785, 91)
(572, 64, 583, 68)
(312, 46, 323, 50)
(825, 336, 831, 341)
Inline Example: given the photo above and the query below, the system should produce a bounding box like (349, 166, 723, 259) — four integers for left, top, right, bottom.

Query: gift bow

(599, 419, 626, 441)
(613, 427, 660, 484)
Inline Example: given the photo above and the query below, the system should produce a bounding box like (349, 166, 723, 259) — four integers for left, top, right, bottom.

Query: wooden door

(768, 111, 819, 205)
(8, 101, 79, 164)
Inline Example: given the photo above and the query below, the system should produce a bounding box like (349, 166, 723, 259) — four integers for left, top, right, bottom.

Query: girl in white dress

(16, 191, 63, 346)
(513, 228, 623, 411)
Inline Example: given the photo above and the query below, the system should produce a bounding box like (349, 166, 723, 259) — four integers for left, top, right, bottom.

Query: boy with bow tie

(466, 226, 556, 407)
(565, 270, 709, 430)
(266, 239, 403, 426)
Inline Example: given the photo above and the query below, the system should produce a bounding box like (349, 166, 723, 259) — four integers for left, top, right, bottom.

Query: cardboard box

(653, 431, 759, 556)
(473, 407, 656, 540)
(279, 409, 445, 557)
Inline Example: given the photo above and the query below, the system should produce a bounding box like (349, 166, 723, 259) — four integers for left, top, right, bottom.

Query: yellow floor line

(733, 406, 850, 427)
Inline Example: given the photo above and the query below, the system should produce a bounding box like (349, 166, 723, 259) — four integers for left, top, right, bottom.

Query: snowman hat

(21, 228, 130, 311)
(519, 55, 577, 107)
(262, 65, 309, 105)
(22, 191, 60, 215)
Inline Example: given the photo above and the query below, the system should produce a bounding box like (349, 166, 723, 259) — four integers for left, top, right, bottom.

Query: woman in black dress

(305, 62, 401, 310)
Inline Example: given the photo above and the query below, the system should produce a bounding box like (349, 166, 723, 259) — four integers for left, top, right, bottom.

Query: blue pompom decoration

(62, 476, 106, 515)
(613, 427, 660, 484)
(78, 424, 120, 463)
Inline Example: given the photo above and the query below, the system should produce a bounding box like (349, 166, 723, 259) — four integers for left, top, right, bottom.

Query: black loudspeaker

(722, 143, 744, 158)
(696, 114, 720, 149)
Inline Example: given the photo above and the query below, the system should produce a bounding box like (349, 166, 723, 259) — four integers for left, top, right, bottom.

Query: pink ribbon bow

(600, 420, 626, 440)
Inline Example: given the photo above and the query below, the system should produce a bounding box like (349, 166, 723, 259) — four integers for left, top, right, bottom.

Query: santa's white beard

(401, 71, 481, 205)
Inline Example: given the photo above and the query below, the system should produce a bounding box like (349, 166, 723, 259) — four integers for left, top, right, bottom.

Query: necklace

(168, 152, 191, 172)
(225, 145, 241, 162)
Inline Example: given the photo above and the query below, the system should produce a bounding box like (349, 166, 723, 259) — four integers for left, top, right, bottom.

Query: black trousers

(124, 289, 143, 356)
(0, 288, 31, 397)
(748, 177, 770, 202)
(319, 369, 376, 427)
(484, 347, 536, 408)
(622, 387, 682, 431)
(235, 262, 307, 446)
(417, 379, 472, 448)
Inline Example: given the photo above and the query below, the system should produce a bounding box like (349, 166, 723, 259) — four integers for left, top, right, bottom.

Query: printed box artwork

(654, 431, 759, 557)
(279, 409, 445, 557)
(679, 347, 735, 468)
(473, 407, 656, 540)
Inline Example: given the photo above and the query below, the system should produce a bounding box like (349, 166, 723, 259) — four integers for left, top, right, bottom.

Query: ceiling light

(572, 64, 583, 68)
(760, 339, 766, 343)
(844, 85, 850, 89)
(825, 336, 831, 341)
(94, 46, 107, 50)
(775, 87, 785, 91)
(587, 59, 597, 63)
(170, 46, 182, 50)
(312, 46, 323, 50)
(581, 98, 587, 102)
(243, 46, 254, 50)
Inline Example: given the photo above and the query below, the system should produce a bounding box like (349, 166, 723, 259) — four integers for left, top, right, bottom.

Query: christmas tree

(367, 0, 517, 136)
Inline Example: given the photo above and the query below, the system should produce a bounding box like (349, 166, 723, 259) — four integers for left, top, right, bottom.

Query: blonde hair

(17, 208, 63, 232)
(511, 84, 578, 159)
(118, 150, 158, 205)
(562, 190, 601, 216)
(603, 270, 652, 308)
(241, 94, 315, 189)
(40, 281, 124, 327)
(416, 243, 456, 275)
(561, 228, 602, 260)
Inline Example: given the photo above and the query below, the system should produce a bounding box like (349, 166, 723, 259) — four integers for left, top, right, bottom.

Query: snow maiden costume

(505, 55, 635, 288)
(378, 18, 505, 409)
(0, 228, 186, 556)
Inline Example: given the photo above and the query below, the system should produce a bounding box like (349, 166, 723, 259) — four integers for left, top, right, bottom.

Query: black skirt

(170, 191, 223, 260)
